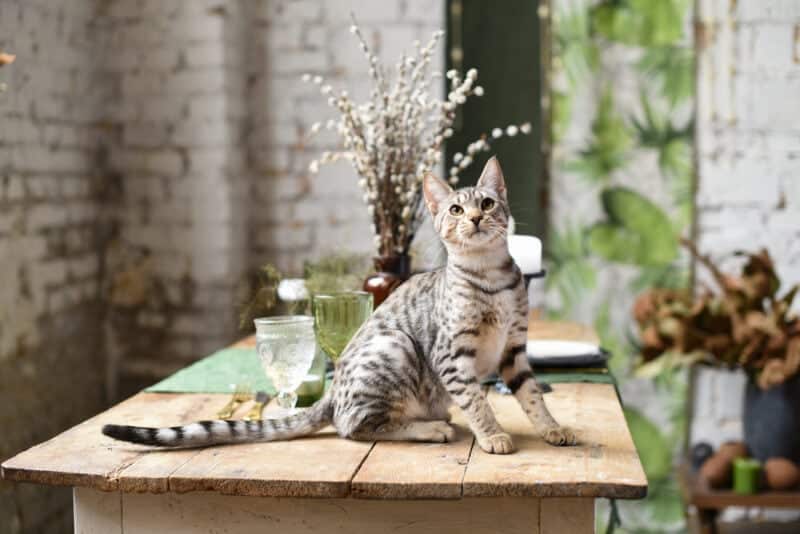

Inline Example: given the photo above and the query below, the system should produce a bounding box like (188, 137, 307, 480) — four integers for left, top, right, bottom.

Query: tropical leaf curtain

(548, 0, 695, 531)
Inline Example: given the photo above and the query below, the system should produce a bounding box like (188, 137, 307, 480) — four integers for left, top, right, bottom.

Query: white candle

(508, 235, 542, 275)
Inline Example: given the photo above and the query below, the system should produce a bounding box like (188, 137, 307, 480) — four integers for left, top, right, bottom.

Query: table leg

(73, 488, 595, 533)
(698, 508, 719, 534)
(74, 488, 121, 534)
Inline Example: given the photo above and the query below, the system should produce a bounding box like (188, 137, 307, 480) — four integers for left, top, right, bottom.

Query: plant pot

(743, 373, 800, 463)
(362, 254, 411, 307)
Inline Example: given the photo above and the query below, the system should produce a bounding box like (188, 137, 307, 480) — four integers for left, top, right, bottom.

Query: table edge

(2, 384, 649, 501)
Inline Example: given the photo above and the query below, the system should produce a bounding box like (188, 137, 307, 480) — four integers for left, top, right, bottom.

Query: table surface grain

(1, 321, 647, 500)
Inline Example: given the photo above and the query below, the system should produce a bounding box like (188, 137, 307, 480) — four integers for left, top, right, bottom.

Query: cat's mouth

(467, 227, 495, 240)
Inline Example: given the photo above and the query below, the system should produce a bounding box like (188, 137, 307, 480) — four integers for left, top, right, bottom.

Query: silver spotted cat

(102, 157, 577, 454)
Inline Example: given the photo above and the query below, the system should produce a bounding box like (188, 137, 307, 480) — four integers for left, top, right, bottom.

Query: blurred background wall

(0, 1, 442, 532)
(1, 2, 109, 531)
(1, 0, 799, 533)
(692, 0, 800, 447)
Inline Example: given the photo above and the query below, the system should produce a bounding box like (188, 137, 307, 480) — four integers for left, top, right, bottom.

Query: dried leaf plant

(634, 241, 800, 389)
(303, 18, 531, 257)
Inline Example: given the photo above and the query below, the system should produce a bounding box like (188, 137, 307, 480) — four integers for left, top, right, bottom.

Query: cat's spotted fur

(102, 157, 576, 453)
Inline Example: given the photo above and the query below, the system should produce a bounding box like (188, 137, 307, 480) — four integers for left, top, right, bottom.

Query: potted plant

(302, 19, 531, 303)
(633, 243, 800, 462)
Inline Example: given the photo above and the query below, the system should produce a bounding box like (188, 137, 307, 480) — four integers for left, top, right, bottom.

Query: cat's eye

(481, 198, 495, 211)
(449, 204, 464, 216)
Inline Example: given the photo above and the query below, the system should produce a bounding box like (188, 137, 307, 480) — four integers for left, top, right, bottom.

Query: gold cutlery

(244, 391, 270, 421)
(216, 384, 252, 419)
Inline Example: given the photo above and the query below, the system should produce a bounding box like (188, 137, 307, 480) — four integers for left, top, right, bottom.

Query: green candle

(733, 458, 761, 495)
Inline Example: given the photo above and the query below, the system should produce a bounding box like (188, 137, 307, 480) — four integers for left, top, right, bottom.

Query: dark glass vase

(743, 373, 800, 463)
(362, 254, 411, 307)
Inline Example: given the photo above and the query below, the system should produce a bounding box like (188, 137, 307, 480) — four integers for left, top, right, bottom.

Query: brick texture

(0, 2, 443, 532)
(692, 0, 800, 445)
(1, 3, 108, 532)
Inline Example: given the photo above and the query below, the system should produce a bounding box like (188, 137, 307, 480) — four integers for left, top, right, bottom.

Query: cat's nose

(470, 215, 482, 227)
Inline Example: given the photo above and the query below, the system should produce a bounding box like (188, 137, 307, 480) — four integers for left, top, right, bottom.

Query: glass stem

(277, 390, 298, 413)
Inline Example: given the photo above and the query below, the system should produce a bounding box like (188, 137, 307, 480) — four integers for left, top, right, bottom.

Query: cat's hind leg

(350, 419, 456, 443)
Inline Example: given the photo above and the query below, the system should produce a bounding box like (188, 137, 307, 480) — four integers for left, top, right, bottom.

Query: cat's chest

(461, 291, 517, 377)
(472, 323, 507, 377)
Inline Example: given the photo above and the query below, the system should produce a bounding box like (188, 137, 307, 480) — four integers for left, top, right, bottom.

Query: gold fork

(244, 391, 270, 421)
(216, 383, 252, 419)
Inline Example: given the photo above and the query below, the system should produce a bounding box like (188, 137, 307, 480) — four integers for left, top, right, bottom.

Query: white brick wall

(1, 2, 112, 531)
(0, 0, 106, 359)
(1, 0, 446, 392)
(693, 0, 800, 445)
(90, 0, 444, 376)
(242, 0, 445, 273)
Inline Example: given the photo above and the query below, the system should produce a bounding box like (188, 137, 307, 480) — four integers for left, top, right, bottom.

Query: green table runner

(146, 346, 614, 394)
(146, 347, 276, 394)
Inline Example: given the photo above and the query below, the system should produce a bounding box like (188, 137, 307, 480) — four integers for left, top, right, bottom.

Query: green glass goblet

(312, 291, 373, 366)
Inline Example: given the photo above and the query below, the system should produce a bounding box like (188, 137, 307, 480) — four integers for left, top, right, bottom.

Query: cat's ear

(477, 156, 507, 201)
(423, 173, 453, 216)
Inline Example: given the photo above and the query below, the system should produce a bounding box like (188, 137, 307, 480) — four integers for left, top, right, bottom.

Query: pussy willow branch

(303, 21, 531, 257)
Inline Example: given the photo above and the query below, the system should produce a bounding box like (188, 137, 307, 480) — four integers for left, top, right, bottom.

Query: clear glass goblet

(254, 315, 317, 415)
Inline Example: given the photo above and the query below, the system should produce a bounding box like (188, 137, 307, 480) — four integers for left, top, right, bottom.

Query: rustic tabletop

(1, 320, 646, 501)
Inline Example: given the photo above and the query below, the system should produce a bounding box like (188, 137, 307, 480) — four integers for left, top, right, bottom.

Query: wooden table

(2, 321, 646, 534)
(679, 463, 800, 534)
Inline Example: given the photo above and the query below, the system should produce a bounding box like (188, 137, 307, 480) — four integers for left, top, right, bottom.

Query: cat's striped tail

(101, 392, 333, 448)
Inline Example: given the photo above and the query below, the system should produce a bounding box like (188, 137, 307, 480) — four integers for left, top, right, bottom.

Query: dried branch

(299, 20, 531, 257)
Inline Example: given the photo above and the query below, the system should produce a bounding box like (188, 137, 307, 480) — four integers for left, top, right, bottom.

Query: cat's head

(423, 156, 510, 251)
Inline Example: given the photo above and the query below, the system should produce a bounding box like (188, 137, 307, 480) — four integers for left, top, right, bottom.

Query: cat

(102, 157, 576, 454)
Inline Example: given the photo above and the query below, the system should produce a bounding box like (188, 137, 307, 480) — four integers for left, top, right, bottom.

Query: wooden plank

(166, 402, 373, 498)
(540, 498, 594, 534)
(462, 383, 647, 499)
(117, 490, 542, 534)
(74, 487, 122, 534)
(351, 404, 475, 499)
(528, 319, 599, 344)
(4, 324, 650, 503)
(1, 393, 211, 491)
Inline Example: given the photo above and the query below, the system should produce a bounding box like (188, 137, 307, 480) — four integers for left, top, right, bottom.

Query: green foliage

(551, 90, 572, 144)
(595, 303, 634, 376)
(551, 0, 695, 530)
(554, 5, 599, 88)
(630, 91, 694, 227)
(303, 253, 369, 296)
(645, 479, 687, 527)
(638, 45, 694, 107)
(546, 223, 597, 319)
(587, 187, 679, 266)
(623, 407, 672, 482)
(238, 253, 369, 331)
(614, 479, 687, 533)
(663, 139, 695, 228)
(630, 264, 689, 294)
(565, 89, 633, 182)
(631, 92, 693, 178)
(591, 0, 688, 47)
(238, 264, 283, 330)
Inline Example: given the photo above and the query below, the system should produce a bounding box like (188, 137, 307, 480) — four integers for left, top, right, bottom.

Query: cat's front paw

(478, 432, 515, 454)
(543, 426, 577, 446)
